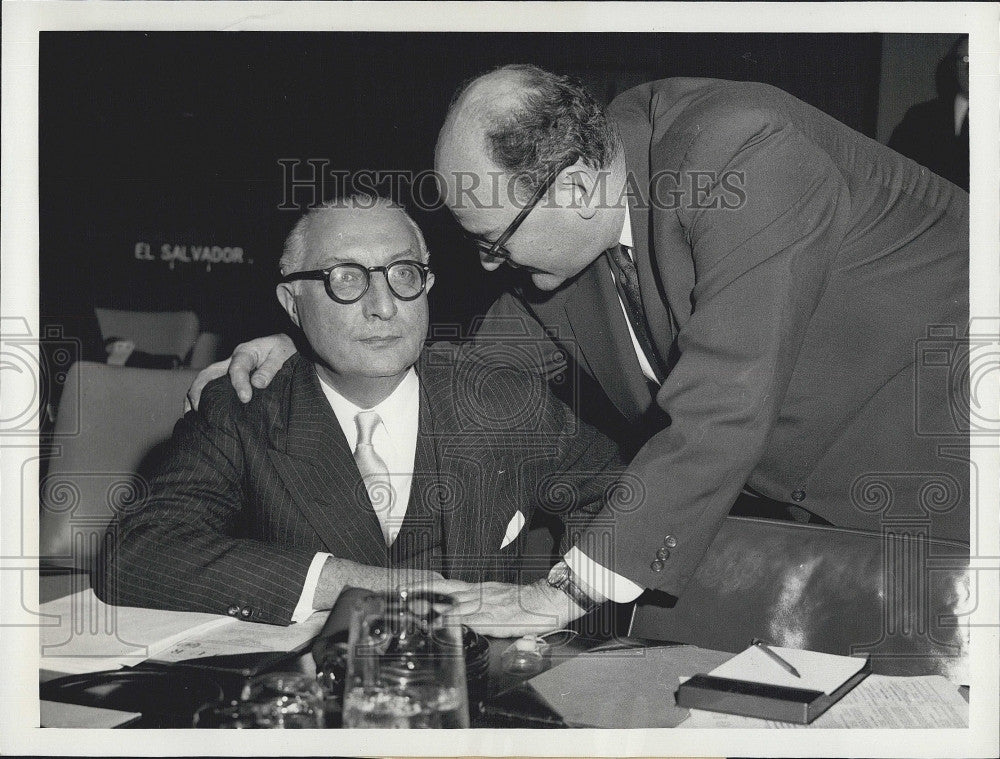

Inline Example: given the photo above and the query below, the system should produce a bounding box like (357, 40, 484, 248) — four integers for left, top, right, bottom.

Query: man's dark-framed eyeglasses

(281, 260, 431, 304)
(464, 156, 577, 265)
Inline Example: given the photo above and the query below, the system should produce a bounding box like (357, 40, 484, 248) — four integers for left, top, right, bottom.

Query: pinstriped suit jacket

(96, 345, 621, 624)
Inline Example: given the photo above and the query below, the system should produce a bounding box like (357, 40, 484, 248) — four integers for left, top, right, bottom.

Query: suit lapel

(616, 104, 677, 372)
(266, 356, 386, 566)
(389, 395, 442, 567)
(412, 362, 469, 567)
(632, 207, 677, 369)
(563, 261, 656, 424)
(414, 354, 520, 575)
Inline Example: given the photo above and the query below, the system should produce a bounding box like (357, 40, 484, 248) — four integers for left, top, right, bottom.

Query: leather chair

(188, 331, 222, 369)
(94, 308, 200, 363)
(40, 361, 199, 572)
(628, 516, 970, 680)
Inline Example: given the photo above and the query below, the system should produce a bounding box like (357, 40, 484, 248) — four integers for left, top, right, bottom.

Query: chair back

(188, 331, 222, 369)
(94, 308, 200, 360)
(628, 516, 970, 680)
(40, 361, 199, 571)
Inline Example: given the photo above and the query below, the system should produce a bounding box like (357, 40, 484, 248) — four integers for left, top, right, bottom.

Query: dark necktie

(605, 245, 666, 382)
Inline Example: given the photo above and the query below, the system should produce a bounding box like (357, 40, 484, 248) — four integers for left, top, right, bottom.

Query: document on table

(40, 589, 325, 674)
(151, 609, 326, 663)
(678, 674, 969, 728)
(709, 644, 868, 694)
(40, 589, 233, 673)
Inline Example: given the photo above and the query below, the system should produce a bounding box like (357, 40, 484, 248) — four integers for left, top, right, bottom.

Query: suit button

(791, 489, 806, 503)
(656, 547, 671, 560)
(240, 607, 252, 619)
(227, 605, 240, 616)
(650, 560, 664, 572)
(663, 535, 677, 548)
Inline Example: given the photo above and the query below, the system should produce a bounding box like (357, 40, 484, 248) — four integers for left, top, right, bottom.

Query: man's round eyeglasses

(464, 156, 577, 267)
(281, 260, 431, 304)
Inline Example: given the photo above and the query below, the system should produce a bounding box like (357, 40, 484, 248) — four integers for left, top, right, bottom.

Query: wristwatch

(546, 560, 602, 613)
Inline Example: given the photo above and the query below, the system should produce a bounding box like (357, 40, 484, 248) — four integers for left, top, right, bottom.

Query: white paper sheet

(150, 610, 327, 663)
(39, 589, 234, 673)
(709, 644, 868, 694)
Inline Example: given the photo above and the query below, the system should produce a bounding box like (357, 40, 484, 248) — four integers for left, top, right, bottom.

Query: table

(39, 572, 725, 728)
(38, 572, 968, 729)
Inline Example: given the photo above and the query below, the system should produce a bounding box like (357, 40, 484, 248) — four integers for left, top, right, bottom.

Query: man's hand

(185, 333, 296, 411)
(312, 557, 444, 612)
(410, 578, 587, 638)
(185, 358, 230, 412)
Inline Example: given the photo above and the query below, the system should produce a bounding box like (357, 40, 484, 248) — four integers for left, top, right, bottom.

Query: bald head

(437, 64, 620, 203)
(435, 66, 628, 292)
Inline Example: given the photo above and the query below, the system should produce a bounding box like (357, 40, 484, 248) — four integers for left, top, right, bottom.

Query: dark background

(39, 32, 888, 358)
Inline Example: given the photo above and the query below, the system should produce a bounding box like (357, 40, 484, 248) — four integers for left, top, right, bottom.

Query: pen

(751, 637, 801, 678)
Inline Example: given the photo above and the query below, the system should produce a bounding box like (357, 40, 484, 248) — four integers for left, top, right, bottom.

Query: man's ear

(558, 161, 601, 220)
(276, 283, 301, 328)
(425, 271, 436, 294)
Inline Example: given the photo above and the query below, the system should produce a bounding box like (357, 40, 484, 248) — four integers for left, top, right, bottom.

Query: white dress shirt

(290, 368, 420, 622)
(562, 206, 648, 603)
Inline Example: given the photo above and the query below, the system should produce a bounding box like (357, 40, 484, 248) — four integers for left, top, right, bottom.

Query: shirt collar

(317, 366, 420, 444)
(619, 202, 634, 249)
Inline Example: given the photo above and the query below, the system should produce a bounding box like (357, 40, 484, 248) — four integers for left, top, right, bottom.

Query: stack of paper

(40, 590, 233, 674)
(40, 589, 326, 674)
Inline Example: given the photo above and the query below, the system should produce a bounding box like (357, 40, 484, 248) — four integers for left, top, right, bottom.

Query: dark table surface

(38, 570, 680, 728)
(37, 571, 969, 728)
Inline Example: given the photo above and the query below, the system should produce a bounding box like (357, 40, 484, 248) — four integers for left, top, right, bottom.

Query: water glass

(342, 589, 469, 728)
(193, 672, 325, 728)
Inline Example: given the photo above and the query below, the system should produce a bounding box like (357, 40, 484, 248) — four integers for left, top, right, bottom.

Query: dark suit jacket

(96, 346, 620, 624)
(477, 78, 969, 598)
(889, 96, 969, 191)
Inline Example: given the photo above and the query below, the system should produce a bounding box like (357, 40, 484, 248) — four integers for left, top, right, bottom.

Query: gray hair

(280, 194, 429, 277)
(450, 64, 621, 200)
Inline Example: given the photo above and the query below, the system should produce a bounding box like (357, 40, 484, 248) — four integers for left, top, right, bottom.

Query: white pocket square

(500, 510, 526, 549)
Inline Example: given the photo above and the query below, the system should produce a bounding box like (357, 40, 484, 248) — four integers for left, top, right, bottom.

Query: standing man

(889, 36, 970, 191)
(198, 66, 969, 633)
(431, 65, 968, 624)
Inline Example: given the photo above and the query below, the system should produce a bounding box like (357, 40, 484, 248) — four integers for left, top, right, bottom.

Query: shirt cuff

(290, 552, 333, 623)
(564, 546, 644, 603)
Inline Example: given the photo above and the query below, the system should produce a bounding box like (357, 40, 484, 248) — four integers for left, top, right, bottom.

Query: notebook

(675, 643, 870, 723)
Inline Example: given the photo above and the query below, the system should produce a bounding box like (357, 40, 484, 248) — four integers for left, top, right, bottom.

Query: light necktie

(354, 410, 394, 544)
(606, 244, 666, 381)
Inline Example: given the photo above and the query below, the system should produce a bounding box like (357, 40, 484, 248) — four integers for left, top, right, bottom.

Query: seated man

(95, 196, 620, 627)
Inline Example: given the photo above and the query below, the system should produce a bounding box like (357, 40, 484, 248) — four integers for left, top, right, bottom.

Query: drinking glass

(342, 589, 469, 728)
(193, 672, 325, 728)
